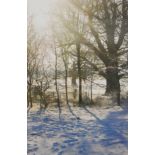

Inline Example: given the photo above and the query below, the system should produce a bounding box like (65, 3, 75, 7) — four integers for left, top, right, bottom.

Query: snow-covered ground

(28, 105, 128, 155)
(28, 106, 128, 155)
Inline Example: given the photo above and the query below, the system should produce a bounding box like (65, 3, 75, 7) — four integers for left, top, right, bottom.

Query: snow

(28, 105, 128, 155)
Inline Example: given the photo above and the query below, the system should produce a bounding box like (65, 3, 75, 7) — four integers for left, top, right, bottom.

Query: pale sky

(28, 0, 67, 34)
(27, 0, 70, 68)
(28, 0, 52, 33)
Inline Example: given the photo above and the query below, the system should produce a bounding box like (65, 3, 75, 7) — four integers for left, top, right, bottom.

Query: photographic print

(27, 0, 128, 154)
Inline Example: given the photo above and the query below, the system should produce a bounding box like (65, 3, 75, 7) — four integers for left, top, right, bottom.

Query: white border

(129, 0, 155, 155)
(0, 0, 27, 154)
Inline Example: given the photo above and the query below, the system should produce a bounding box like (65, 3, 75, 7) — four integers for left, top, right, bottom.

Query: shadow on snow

(27, 106, 128, 155)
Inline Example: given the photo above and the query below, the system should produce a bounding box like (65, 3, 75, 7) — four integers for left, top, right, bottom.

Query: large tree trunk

(105, 67, 121, 106)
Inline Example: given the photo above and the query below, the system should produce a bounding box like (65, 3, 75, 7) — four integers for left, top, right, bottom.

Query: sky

(28, 0, 57, 34)
(27, 0, 67, 34)
(28, 0, 56, 67)
(27, 0, 78, 69)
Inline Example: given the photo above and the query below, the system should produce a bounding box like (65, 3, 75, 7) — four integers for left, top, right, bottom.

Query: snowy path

(27, 106, 128, 155)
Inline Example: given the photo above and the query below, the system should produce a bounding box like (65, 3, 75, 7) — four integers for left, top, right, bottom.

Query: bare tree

(57, 4, 87, 105)
(35, 60, 51, 110)
(66, 0, 128, 105)
(53, 41, 61, 118)
(27, 17, 41, 109)
(61, 48, 69, 106)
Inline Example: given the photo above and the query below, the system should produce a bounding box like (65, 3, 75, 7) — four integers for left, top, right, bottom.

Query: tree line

(27, 0, 128, 110)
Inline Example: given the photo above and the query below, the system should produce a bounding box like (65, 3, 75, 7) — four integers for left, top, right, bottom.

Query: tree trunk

(76, 43, 82, 105)
(71, 62, 77, 86)
(65, 67, 69, 106)
(27, 95, 29, 107)
(71, 62, 77, 103)
(105, 67, 121, 106)
(28, 84, 33, 108)
(54, 45, 61, 117)
(29, 89, 33, 108)
(90, 74, 93, 103)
